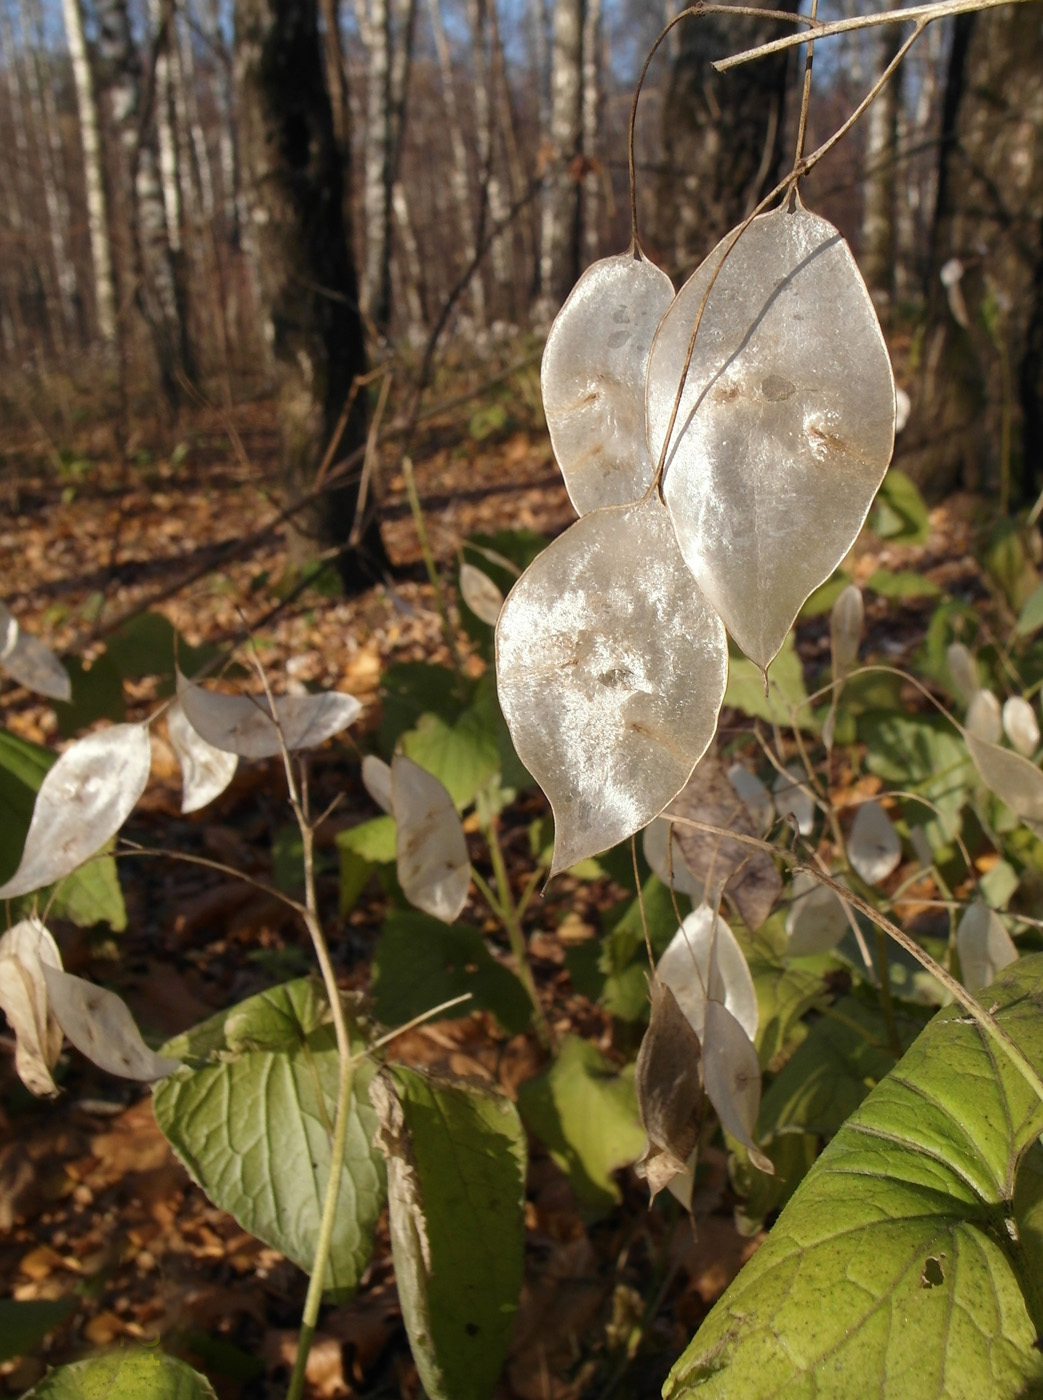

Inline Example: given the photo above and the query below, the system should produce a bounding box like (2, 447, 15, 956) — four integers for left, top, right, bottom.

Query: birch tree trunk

(580, 0, 601, 267)
(59, 0, 117, 347)
(536, 0, 583, 320)
(860, 16, 902, 318)
(235, 0, 388, 586)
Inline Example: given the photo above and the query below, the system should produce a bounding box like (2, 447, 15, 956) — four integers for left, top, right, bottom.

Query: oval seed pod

(966, 688, 1002, 744)
(642, 817, 705, 899)
(946, 642, 979, 705)
(167, 700, 238, 814)
(1003, 696, 1039, 757)
(0, 722, 152, 900)
(0, 603, 71, 702)
(178, 672, 360, 758)
(459, 563, 504, 626)
(362, 754, 394, 815)
(634, 977, 704, 1204)
(0, 918, 63, 1096)
(848, 800, 902, 886)
(648, 203, 895, 671)
(391, 755, 470, 924)
(702, 1000, 773, 1175)
(965, 730, 1043, 836)
(786, 869, 848, 956)
(830, 584, 864, 682)
(772, 764, 816, 837)
(656, 905, 758, 1044)
(956, 901, 1018, 991)
(542, 251, 674, 515)
(42, 964, 179, 1081)
(495, 495, 728, 877)
(726, 763, 774, 835)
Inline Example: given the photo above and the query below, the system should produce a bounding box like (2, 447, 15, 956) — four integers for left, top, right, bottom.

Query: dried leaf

(848, 800, 901, 886)
(41, 965, 179, 1081)
(956, 902, 1018, 991)
(392, 755, 470, 924)
(177, 672, 360, 758)
(656, 905, 758, 1044)
(459, 564, 504, 626)
(668, 753, 781, 931)
(167, 700, 238, 814)
(1003, 697, 1039, 757)
(634, 978, 703, 1204)
(0, 919, 63, 1096)
(649, 204, 895, 670)
(362, 755, 394, 815)
(786, 870, 848, 956)
(542, 251, 674, 515)
(702, 1000, 773, 1175)
(0, 603, 71, 702)
(966, 689, 1002, 743)
(495, 495, 728, 876)
(0, 722, 152, 899)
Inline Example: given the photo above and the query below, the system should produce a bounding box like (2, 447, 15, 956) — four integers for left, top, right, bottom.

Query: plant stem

(474, 791, 556, 1050)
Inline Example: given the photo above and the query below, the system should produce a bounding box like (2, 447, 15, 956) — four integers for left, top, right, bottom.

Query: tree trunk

(654, 0, 799, 279)
(860, 17, 902, 319)
(234, 0, 388, 588)
(536, 0, 583, 320)
(59, 0, 117, 348)
(899, 5, 1043, 505)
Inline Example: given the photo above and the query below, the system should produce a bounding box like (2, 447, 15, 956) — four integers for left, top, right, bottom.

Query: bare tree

(536, 0, 583, 319)
(901, 5, 1043, 504)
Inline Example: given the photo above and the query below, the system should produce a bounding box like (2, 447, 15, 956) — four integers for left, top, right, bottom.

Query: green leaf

(593, 877, 688, 1021)
(870, 467, 929, 544)
(517, 1034, 645, 1217)
(379, 664, 464, 755)
(372, 1066, 526, 1400)
(153, 979, 385, 1300)
(747, 944, 827, 1068)
(0, 1297, 75, 1363)
(864, 568, 943, 600)
(0, 728, 126, 929)
(337, 814, 396, 864)
(798, 570, 852, 619)
(370, 911, 531, 1035)
(665, 955, 1043, 1400)
(22, 1349, 217, 1399)
(53, 654, 125, 737)
(400, 702, 501, 809)
(725, 633, 815, 732)
(104, 611, 218, 687)
(1016, 581, 1043, 638)
(862, 711, 971, 848)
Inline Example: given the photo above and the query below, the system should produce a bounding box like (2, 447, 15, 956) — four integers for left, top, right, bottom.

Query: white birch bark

(150, 0, 182, 253)
(59, 0, 117, 345)
(860, 14, 902, 315)
(537, 0, 583, 319)
(580, 0, 601, 266)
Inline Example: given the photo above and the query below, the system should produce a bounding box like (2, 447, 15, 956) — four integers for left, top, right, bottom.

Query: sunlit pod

(956, 901, 1018, 992)
(167, 700, 238, 814)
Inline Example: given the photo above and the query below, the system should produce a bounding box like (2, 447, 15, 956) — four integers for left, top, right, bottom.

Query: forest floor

(0, 380, 988, 1400)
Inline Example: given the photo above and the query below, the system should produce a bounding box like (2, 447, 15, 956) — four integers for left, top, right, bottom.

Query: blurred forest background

(1, 0, 1042, 565)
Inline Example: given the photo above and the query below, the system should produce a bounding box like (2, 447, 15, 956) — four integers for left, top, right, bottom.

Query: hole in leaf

(921, 1256, 944, 1287)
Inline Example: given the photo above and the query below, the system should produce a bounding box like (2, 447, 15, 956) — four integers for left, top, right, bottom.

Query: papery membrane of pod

(656, 905, 758, 1044)
(786, 869, 848, 956)
(1003, 696, 1039, 757)
(966, 688, 1002, 743)
(0, 722, 152, 899)
(642, 818, 704, 899)
(772, 764, 816, 837)
(495, 495, 728, 877)
(167, 700, 238, 814)
(947, 642, 979, 705)
(956, 901, 1018, 991)
(177, 672, 361, 758)
(648, 203, 895, 671)
(41, 964, 179, 1081)
(830, 584, 864, 682)
(634, 977, 704, 1204)
(362, 754, 394, 815)
(0, 603, 71, 702)
(669, 751, 781, 932)
(726, 763, 773, 835)
(965, 730, 1043, 835)
(0, 918, 63, 1096)
(848, 800, 902, 886)
(459, 563, 504, 626)
(391, 755, 470, 924)
(701, 999, 773, 1175)
(909, 825, 934, 868)
(542, 250, 675, 515)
